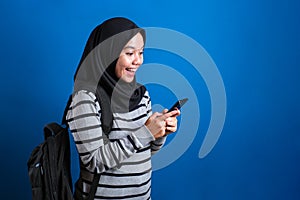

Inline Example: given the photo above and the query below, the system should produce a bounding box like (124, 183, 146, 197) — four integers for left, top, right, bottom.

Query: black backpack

(27, 122, 74, 200)
(27, 90, 113, 200)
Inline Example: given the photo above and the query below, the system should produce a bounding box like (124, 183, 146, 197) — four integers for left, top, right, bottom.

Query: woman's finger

(166, 126, 177, 133)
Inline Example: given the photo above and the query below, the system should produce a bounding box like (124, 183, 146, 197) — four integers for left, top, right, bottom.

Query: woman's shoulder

(137, 83, 150, 98)
(72, 90, 97, 103)
(143, 88, 151, 101)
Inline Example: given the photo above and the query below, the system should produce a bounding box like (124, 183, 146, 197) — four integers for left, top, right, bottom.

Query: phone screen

(168, 98, 188, 112)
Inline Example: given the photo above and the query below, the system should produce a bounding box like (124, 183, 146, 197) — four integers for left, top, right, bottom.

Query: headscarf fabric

(73, 17, 146, 114)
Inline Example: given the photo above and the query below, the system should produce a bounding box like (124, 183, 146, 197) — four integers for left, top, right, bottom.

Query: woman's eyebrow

(124, 45, 144, 50)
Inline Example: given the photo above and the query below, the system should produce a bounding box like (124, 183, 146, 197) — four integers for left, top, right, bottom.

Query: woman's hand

(164, 109, 180, 135)
(145, 109, 180, 139)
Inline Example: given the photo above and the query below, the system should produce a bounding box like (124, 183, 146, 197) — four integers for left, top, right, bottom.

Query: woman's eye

(126, 52, 134, 56)
(139, 51, 144, 55)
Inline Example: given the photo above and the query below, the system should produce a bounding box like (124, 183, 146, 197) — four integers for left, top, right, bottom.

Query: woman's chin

(120, 76, 135, 83)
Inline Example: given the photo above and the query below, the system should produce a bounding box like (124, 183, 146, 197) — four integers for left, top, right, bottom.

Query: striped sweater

(66, 90, 166, 199)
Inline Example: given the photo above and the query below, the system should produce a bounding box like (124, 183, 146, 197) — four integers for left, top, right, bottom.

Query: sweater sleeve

(144, 95, 167, 155)
(66, 90, 155, 173)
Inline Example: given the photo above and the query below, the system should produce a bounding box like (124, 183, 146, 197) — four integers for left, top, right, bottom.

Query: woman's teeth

(126, 68, 136, 72)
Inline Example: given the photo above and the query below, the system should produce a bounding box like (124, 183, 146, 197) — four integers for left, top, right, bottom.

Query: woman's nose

(133, 53, 142, 65)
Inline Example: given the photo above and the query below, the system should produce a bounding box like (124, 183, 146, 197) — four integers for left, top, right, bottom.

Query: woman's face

(115, 33, 144, 83)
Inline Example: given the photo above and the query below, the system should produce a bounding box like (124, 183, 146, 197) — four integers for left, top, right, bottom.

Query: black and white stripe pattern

(66, 90, 166, 199)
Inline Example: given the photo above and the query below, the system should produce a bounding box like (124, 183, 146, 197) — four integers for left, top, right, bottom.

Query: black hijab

(73, 17, 146, 133)
(73, 17, 146, 114)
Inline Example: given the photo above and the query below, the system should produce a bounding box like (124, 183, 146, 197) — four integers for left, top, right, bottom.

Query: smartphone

(168, 98, 188, 112)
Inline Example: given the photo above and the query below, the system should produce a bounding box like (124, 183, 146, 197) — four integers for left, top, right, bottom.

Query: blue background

(1, 0, 299, 199)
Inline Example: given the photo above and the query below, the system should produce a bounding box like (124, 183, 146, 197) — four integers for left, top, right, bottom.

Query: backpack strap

(44, 122, 65, 139)
(62, 95, 72, 126)
(95, 86, 113, 135)
(87, 171, 101, 200)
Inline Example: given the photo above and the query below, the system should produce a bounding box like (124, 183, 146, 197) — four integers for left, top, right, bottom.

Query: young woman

(66, 17, 180, 199)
